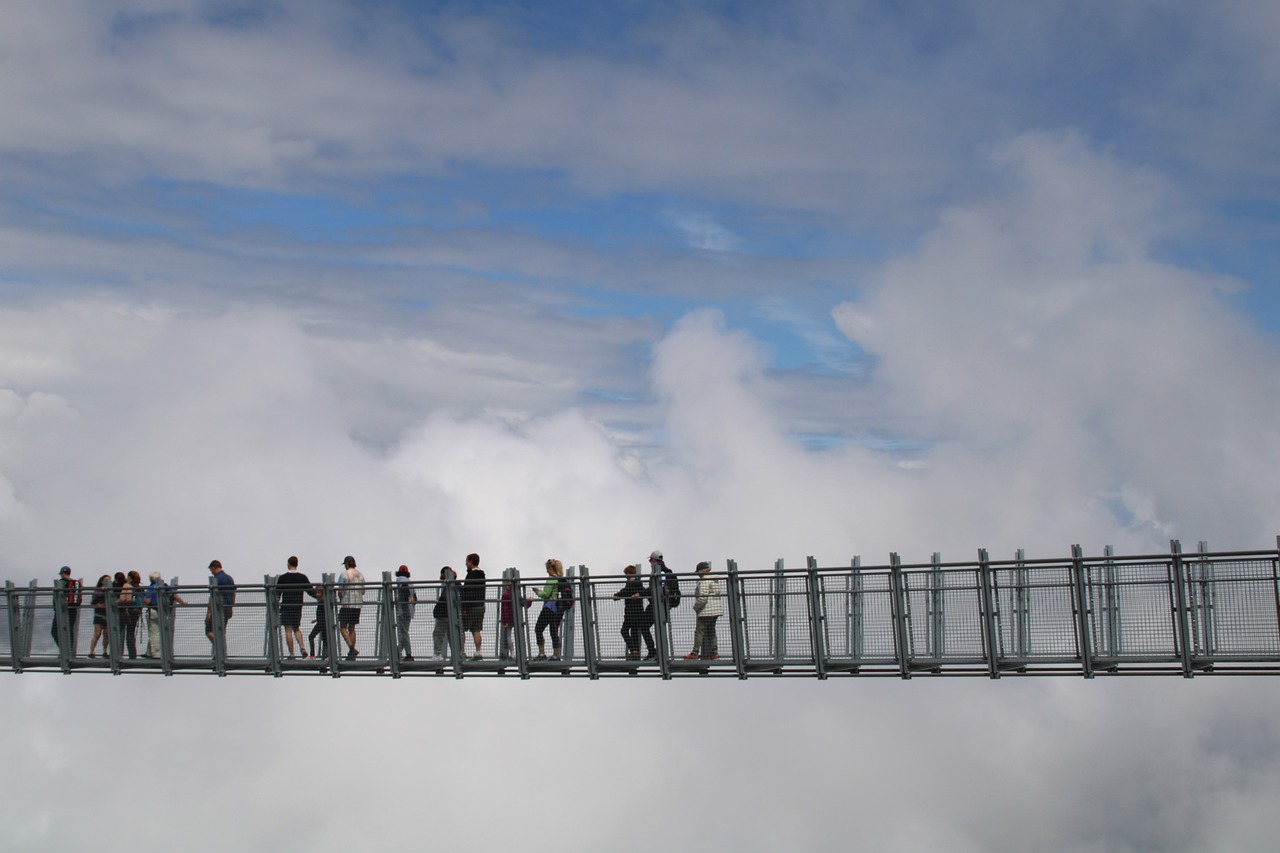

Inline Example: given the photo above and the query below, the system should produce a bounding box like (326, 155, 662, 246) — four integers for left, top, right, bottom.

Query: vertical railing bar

(1169, 540, 1194, 677)
(445, 570, 463, 679)
(930, 552, 943, 660)
(105, 577, 121, 675)
(1015, 548, 1029, 659)
(160, 577, 176, 676)
(382, 571, 400, 679)
(510, 568, 530, 679)
(210, 576, 227, 677)
(1102, 545, 1116, 657)
(579, 566, 599, 679)
(805, 556, 826, 679)
(563, 566, 578, 665)
(726, 559, 747, 680)
(651, 565, 671, 680)
(1198, 540, 1217, 658)
(1069, 545, 1094, 679)
(5, 581, 21, 673)
(850, 557, 863, 664)
(323, 573, 341, 679)
(265, 573, 282, 678)
(889, 553, 910, 679)
(773, 558, 787, 661)
(978, 548, 1000, 679)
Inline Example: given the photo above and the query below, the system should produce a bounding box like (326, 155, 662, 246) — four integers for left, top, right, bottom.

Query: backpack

(133, 589, 144, 609)
(661, 567, 681, 609)
(65, 578, 82, 607)
(162, 582, 177, 610)
(558, 576, 575, 611)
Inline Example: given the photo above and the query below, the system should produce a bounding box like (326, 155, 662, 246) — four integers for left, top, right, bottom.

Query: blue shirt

(214, 571, 235, 606)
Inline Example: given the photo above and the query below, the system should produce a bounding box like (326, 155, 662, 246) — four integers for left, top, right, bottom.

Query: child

(498, 576, 530, 660)
(308, 586, 329, 659)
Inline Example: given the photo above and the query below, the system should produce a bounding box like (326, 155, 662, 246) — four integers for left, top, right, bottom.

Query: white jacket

(694, 577, 723, 618)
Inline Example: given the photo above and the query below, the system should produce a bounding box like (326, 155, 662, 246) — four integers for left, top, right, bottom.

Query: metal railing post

(929, 552, 944, 660)
(562, 566, 578, 664)
(5, 581, 21, 673)
(1068, 545, 1094, 678)
(773, 558, 787, 661)
(726, 560, 746, 679)
(323, 573, 341, 678)
(1169, 540, 1194, 677)
(265, 574, 282, 677)
(579, 566, 598, 679)
(889, 553, 910, 679)
(510, 569, 530, 679)
(54, 581, 72, 673)
(1014, 548, 1029, 659)
(651, 565, 671, 680)
(805, 557, 826, 679)
(209, 577, 227, 676)
(978, 548, 1000, 679)
(159, 578, 176, 676)
(382, 571, 400, 679)
(445, 572, 463, 678)
(1197, 540, 1217, 657)
(850, 557, 863, 663)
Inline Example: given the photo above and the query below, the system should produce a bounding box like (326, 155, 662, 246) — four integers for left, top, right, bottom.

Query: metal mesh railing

(7, 540, 1280, 679)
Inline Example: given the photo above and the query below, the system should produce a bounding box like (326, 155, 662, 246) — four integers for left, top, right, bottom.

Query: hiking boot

(705, 653, 720, 660)
(346, 649, 358, 661)
(682, 653, 699, 660)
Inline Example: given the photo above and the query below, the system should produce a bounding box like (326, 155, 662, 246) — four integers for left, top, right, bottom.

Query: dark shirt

(616, 577, 649, 622)
(462, 568, 486, 607)
(277, 571, 313, 606)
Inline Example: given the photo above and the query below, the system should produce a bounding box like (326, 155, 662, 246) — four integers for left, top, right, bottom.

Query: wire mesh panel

(1188, 557, 1280, 658)
(819, 569, 897, 664)
(991, 562, 1078, 661)
(900, 566, 985, 663)
(171, 587, 216, 663)
(1088, 559, 1179, 661)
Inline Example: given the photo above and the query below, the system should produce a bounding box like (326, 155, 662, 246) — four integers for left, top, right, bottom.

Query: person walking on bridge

(205, 560, 236, 654)
(394, 565, 418, 661)
(51, 566, 81, 654)
(277, 556, 314, 660)
(338, 556, 365, 661)
(685, 562, 723, 661)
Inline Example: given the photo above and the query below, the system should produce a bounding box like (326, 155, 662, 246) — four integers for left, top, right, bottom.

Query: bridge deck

(6, 540, 1280, 679)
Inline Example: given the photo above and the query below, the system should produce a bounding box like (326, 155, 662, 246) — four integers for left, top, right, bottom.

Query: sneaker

(346, 649, 358, 661)
(429, 654, 444, 661)
(682, 653, 699, 660)
(549, 656, 561, 662)
(533, 654, 547, 661)
(403, 654, 414, 662)
(470, 654, 483, 661)
(286, 654, 296, 660)
(707, 653, 720, 660)
(644, 651, 657, 660)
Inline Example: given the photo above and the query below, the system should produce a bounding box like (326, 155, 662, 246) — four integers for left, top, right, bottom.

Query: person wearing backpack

(430, 566, 457, 661)
(115, 571, 142, 659)
(531, 558, 569, 661)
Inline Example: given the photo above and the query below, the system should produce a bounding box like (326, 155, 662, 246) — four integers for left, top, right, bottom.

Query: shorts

(339, 607, 361, 627)
(205, 610, 232, 632)
(461, 605, 485, 633)
(281, 605, 302, 629)
(93, 612, 108, 627)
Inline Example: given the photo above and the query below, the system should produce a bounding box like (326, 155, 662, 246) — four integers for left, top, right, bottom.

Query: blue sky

(6, 3, 1280, 851)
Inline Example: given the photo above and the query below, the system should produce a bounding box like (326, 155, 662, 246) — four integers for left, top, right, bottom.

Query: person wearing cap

(51, 566, 82, 654)
(394, 565, 418, 661)
(646, 550, 679, 650)
(277, 556, 314, 660)
(205, 560, 236, 652)
(684, 561, 723, 661)
(337, 556, 365, 660)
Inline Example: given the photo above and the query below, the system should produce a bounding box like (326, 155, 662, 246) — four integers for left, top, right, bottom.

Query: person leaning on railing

(531, 558, 566, 661)
(613, 564, 655, 661)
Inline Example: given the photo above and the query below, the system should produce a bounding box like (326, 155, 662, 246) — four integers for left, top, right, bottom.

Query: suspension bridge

(5, 539, 1280, 679)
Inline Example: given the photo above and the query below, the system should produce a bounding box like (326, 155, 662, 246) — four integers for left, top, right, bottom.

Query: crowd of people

(40, 549, 726, 664)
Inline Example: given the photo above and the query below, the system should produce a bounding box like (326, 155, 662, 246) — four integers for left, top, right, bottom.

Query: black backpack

(558, 576, 574, 611)
(661, 567, 681, 608)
